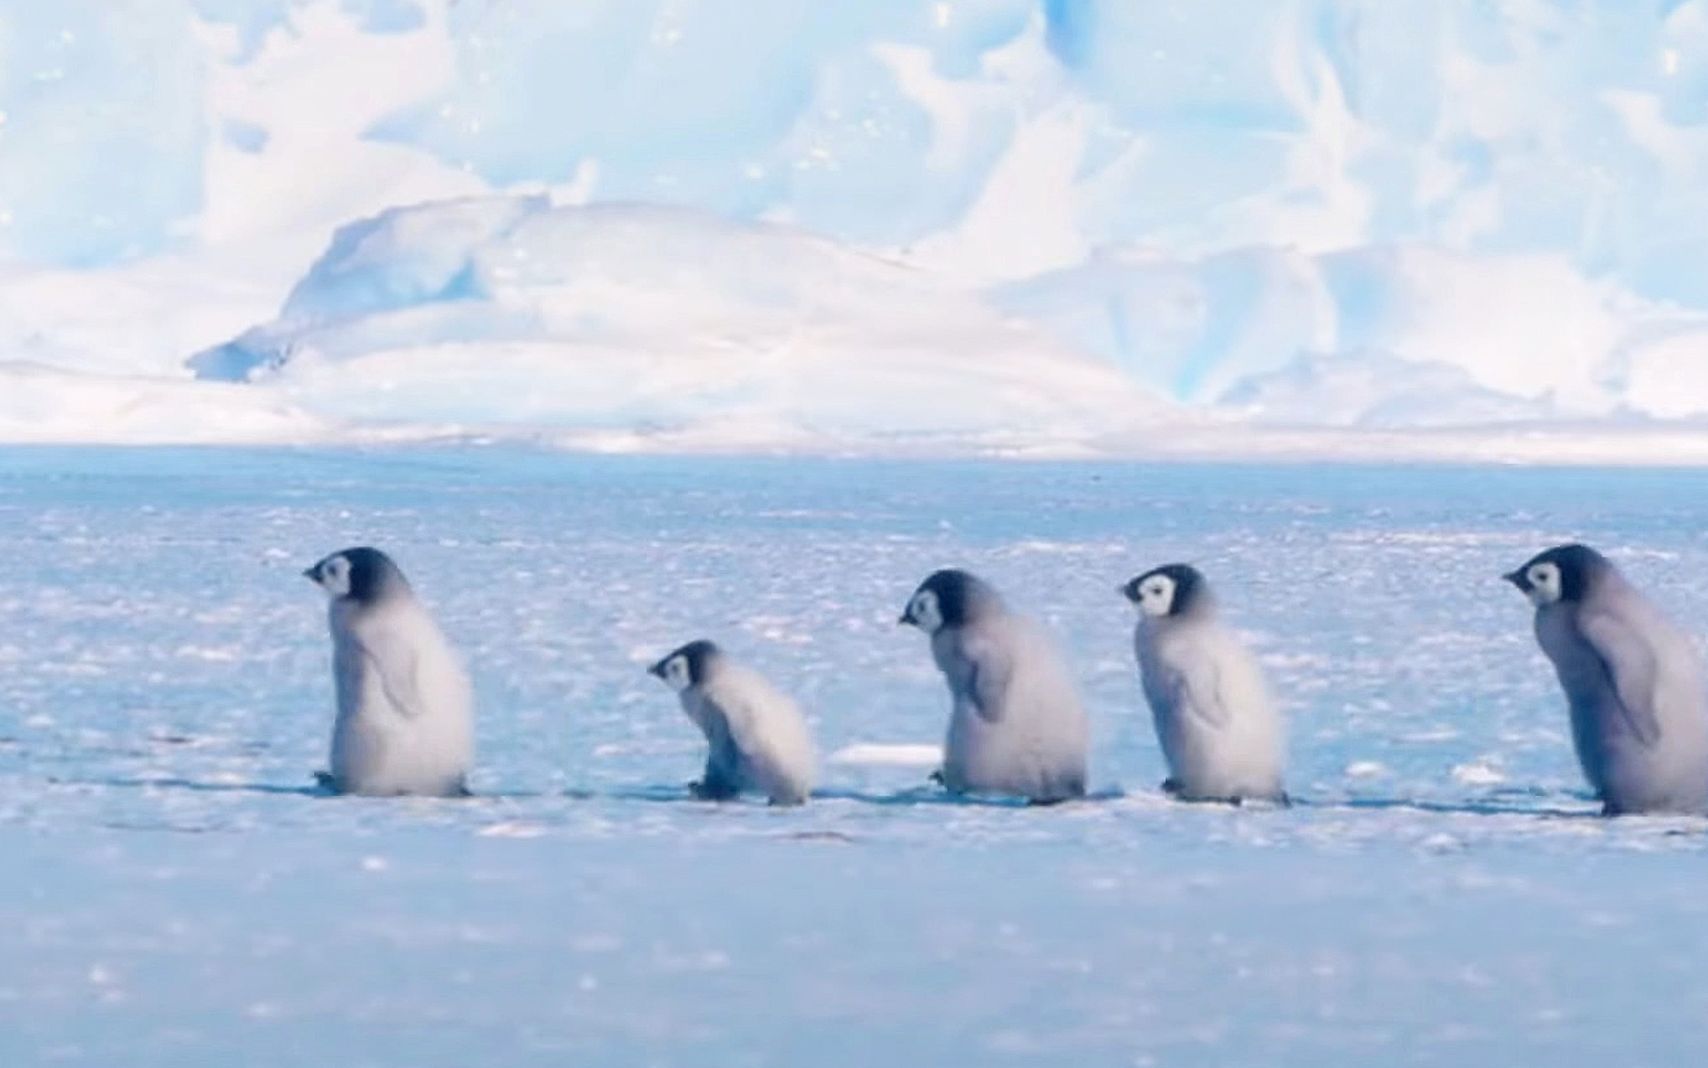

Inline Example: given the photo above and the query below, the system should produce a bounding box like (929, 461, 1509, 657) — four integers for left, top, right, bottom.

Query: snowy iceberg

(997, 241, 1708, 424)
(6, 1, 1708, 452)
(190, 195, 1166, 452)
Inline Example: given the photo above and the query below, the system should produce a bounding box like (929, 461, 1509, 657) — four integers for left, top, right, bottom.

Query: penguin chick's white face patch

(660, 655, 693, 693)
(1136, 573, 1177, 617)
(316, 554, 352, 598)
(908, 589, 944, 634)
(1525, 561, 1563, 606)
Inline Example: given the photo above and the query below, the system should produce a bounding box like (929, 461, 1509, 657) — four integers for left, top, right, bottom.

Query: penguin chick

(1123, 563, 1286, 804)
(899, 569, 1088, 803)
(1506, 543, 1708, 815)
(649, 640, 816, 806)
(305, 547, 474, 797)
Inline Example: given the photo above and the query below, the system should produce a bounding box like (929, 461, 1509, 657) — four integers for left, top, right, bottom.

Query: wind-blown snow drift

(189, 195, 1165, 452)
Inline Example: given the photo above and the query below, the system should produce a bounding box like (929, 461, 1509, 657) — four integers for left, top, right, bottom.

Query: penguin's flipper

(359, 636, 429, 720)
(960, 635, 1015, 724)
(1578, 607, 1666, 747)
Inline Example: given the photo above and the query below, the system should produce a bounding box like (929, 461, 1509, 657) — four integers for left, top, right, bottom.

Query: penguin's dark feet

(689, 780, 739, 801)
(1160, 777, 1181, 796)
(928, 769, 945, 787)
(312, 770, 336, 792)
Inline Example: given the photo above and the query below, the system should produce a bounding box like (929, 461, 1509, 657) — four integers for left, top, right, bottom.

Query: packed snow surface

(5, 448, 1708, 1064)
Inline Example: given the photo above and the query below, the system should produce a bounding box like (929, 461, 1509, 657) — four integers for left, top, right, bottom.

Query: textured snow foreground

(4, 449, 1708, 1065)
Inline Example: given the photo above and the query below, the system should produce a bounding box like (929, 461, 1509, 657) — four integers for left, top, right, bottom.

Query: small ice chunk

(478, 821, 546, 839)
(827, 742, 942, 767)
(1451, 762, 1505, 786)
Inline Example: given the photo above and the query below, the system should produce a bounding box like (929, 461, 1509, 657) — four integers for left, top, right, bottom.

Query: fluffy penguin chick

(304, 547, 474, 797)
(899, 569, 1088, 803)
(1123, 564, 1286, 803)
(1507, 543, 1708, 816)
(649, 640, 816, 806)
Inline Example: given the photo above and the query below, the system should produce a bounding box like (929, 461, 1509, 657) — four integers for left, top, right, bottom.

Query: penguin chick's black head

(1504, 543, 1609, 605)
(304, 546, 407, 604)
(898, 568, 1003, 631)
(649, 639, 722, 688)
(1121, 563, 1206, 618)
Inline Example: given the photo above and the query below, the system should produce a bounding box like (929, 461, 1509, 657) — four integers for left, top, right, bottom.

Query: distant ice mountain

(188, 196, 1164, 452)
(5, 1, 1708, 452)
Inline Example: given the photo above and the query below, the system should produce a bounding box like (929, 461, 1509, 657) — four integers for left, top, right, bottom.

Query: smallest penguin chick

(649, 640, 816, 806)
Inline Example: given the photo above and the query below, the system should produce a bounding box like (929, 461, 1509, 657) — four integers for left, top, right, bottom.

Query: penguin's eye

(665, 657, 691, 687)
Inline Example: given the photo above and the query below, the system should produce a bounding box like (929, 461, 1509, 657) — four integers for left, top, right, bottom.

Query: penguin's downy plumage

(305, 547, 473, 797)
(1506, 543, 1708, 815)
(1122, 564, 1286, 803)
(649, 640, 816, 806)
(899, 569, 1088, 803)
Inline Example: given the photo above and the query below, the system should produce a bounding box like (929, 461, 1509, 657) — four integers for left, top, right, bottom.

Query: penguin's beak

(897, 609, 913, 627)
(301, 566, 318, 583)
(646, 661, 666, 678)
(1502, 570, 1526, 590)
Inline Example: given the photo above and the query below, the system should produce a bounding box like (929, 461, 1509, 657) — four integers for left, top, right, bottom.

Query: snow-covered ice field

(5, 448, 1708, 1065)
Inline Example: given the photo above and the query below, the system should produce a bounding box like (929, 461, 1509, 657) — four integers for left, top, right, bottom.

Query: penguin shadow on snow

(1304, 785, 1603, 821)
(66, 775, 1688, 830)
(53, 775, 327, 798)
(564, 782, 1121, 808)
